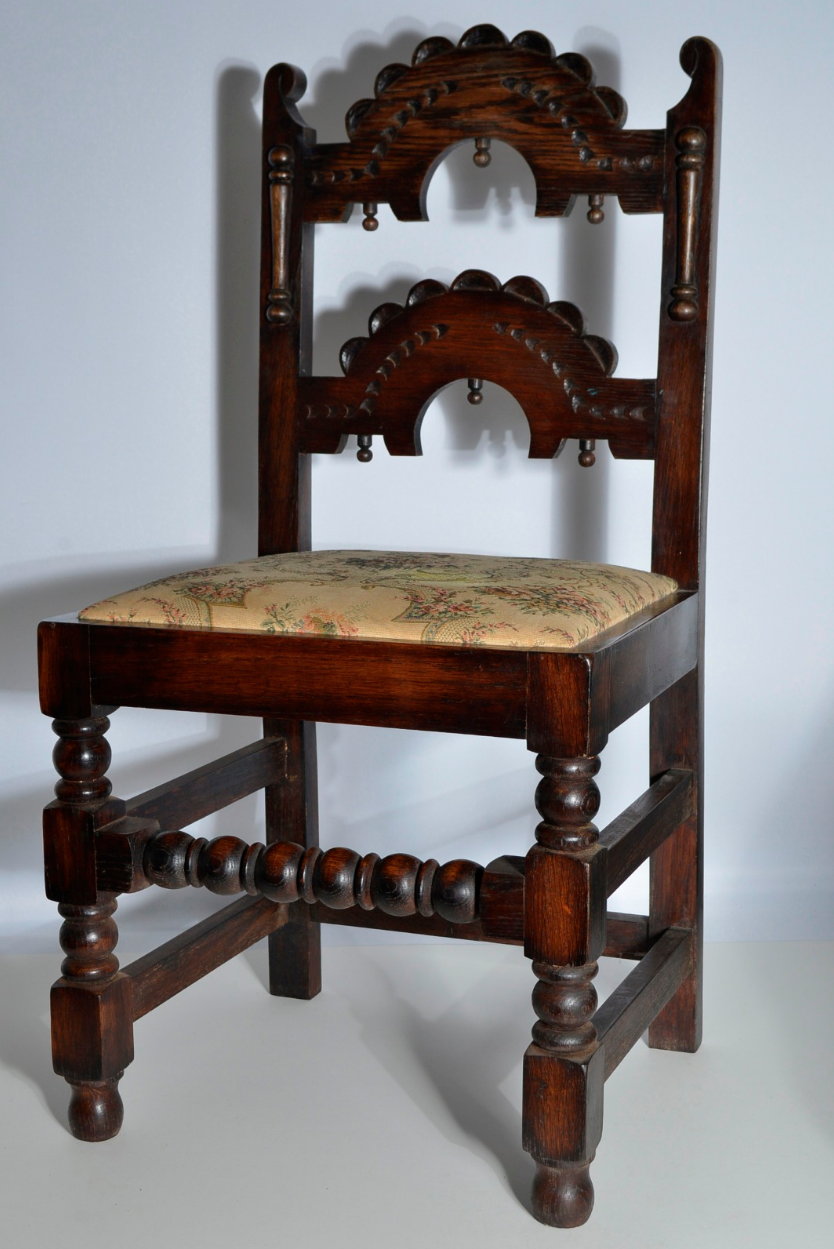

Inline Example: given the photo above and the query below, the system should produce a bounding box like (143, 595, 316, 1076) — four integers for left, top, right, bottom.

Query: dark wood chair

(38, 26, 720, 1228)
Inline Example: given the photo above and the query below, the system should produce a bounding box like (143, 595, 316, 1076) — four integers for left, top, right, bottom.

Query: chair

(38, 26, 720, 1228)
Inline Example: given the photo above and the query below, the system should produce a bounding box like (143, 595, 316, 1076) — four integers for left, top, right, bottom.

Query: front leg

(46, 715, 133, 1140)
(522, 755, 606, 1227)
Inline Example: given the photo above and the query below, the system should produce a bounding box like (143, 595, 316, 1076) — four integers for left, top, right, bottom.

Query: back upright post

(258, 64, 321, 998)
(649, 38, 722, 1051)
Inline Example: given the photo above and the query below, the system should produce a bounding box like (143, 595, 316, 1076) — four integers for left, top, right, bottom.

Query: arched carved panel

(298, 272, 656, 459)
(302, 26, 664, 220)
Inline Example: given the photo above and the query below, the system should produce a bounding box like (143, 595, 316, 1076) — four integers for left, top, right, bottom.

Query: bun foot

(531, 1161, 594, 1227)
(67, 1077, 124, 1141)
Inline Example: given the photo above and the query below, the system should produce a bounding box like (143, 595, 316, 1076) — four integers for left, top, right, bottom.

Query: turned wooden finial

(467, 377, 483, 405)
(587, 194, 604, 224)
(473, 137, 492, 166)
(142, 830, 483, 922)
(578, 438, 596, 467)
(356, 434, 373, 461)
(362, 201, 379, 231)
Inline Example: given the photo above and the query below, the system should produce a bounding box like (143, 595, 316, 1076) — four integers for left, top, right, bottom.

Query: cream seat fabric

(79, 550, 678, 650)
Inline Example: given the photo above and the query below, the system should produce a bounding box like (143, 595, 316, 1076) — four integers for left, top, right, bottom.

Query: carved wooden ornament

(265, 144, 295, 324)
(303, 25, 664, 221)
(299, 270, 656, 460)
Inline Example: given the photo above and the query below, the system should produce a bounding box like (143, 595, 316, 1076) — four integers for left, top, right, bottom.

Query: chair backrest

(256, 25, 721, 594)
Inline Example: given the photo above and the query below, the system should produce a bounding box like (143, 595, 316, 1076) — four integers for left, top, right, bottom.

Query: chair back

(257, 26, 721, 593)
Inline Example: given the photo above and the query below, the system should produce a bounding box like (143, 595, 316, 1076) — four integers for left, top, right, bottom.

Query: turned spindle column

(48, 716, 133, 1141)
(523, 755, 605, 1228)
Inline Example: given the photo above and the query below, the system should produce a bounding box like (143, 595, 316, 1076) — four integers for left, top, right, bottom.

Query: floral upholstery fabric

(78, 550, 678, 650)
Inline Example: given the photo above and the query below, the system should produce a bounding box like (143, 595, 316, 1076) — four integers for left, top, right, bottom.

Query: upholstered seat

(79, 550, 677, 650)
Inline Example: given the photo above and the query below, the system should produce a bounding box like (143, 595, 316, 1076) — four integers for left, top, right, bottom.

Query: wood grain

(86, 623, 529, 737)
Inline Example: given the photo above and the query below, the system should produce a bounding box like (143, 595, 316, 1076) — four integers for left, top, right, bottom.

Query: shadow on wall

(551, 31, 621, 564)
(215, 62, 262, 567)
(0, 59, 270, 948)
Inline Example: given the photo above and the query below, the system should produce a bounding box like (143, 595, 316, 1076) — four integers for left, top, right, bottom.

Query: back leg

(264, 718, 321, 999)
(648, 668, 702, 1051)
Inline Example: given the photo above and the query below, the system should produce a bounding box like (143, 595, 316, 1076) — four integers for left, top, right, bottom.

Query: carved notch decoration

(265, 144, 295, 324)
(668, 126, 706, 321)
(298, 270, 657, 460)
(303, 25, 664, 220)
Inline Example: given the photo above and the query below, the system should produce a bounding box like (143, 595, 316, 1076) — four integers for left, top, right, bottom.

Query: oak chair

(38, 26, 720, 1228)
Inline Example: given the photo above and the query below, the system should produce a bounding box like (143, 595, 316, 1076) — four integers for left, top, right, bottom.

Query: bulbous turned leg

(53, 892, 132, 1142)
(47, 715, 133, 1141)
(525, 959, 600, 1228)
(523, 755, 605, 1228)
(67, 1076, 124, 1142)
(532, 1160, 595, 1228)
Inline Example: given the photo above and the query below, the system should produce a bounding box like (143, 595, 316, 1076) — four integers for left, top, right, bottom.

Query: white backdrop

(2, 0, 832, 951)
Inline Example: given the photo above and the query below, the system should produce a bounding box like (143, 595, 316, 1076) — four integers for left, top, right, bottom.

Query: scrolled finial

(679, 35, 719, 82)
(272, 62, 307, 106)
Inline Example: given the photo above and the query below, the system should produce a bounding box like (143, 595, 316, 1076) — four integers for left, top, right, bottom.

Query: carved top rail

(300, 25, 664, 220)
(298, 270, 656, 460)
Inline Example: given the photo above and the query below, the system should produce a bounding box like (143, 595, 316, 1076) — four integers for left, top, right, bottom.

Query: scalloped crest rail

(305, 25, 663, 221)
(40, 26, 721, 1235)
